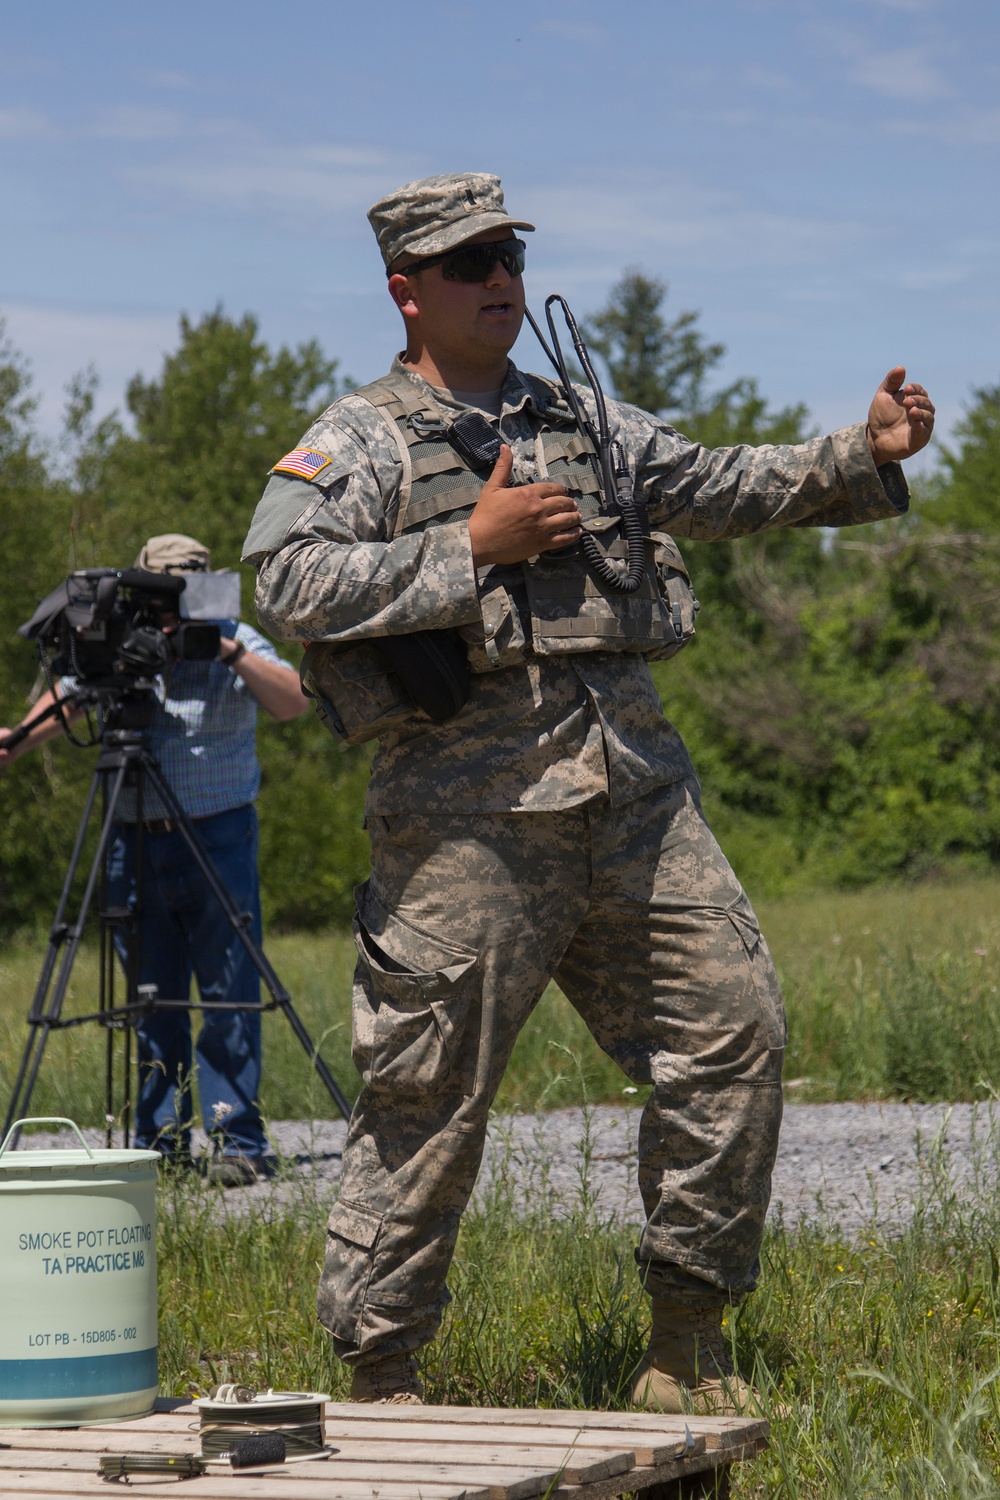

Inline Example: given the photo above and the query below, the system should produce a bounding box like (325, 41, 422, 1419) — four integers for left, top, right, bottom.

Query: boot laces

(367, 1353, 420, 1398)
(683, 1305, 733, 1377)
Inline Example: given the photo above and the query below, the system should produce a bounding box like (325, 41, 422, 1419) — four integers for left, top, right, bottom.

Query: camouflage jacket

(243, 358, 908, 815)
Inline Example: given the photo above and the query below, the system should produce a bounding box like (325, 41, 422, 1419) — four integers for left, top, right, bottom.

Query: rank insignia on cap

(272, 448, 333, 480)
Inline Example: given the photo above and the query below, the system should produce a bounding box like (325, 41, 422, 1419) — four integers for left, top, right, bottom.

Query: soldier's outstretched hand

(866, 367, 935, 466)
(468, 445, 583, 566)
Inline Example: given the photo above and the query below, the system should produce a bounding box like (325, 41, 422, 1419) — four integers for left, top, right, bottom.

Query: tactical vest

(301, 370, 699, 745)
(353, 369, 699, 672)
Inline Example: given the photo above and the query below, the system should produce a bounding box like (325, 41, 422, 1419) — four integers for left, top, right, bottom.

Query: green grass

(6, 872, 1000, 1126)
(759, 875, 1000, 1102)
(10, 878, 1000, 1493)
(152, 1105, 1000, 1497)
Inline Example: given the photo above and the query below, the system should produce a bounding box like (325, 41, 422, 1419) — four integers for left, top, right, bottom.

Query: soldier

(242, 173, 934, 1409)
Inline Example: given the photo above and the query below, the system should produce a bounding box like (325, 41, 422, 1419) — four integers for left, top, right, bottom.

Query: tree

(919, 384, 1000, 535)
(582, 269, 809, 447)
(582, 269, 723, 417)
(0, 325, 89, 931)
(70, 309, 346, 569)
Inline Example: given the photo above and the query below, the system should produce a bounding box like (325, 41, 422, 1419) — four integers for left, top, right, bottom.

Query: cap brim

(398, 211, 535, 264)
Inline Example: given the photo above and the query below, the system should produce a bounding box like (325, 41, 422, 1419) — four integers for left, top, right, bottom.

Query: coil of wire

(196, 1388, 329, 1462)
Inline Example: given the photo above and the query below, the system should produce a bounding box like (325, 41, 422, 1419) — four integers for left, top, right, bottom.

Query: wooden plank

(0, 1474, 485, 1500)
(321, 1403, 768, 1450)
(317, 1420, 697, 1468)
(553, 1437, 768, 1500)
(0, 1444, 769, 1500)
(1, 1430, 195, 1453)
(0, 1448, 489, 1498)
(11, 1455, 577, 1500)
(0, 1431, 633, 1485)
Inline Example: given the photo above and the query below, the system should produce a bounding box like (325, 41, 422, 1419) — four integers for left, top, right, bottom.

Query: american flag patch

(272, 448, 333, 481)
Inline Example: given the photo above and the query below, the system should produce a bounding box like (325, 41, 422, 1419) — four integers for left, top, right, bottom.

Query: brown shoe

(631, 1298, 758, 1416)
(349, 1354, 424, 1405)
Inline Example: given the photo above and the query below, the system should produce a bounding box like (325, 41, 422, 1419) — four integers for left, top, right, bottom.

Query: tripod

(3, 700, 352, 1146)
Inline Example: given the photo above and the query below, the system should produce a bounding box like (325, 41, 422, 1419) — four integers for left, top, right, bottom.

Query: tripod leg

(4, 772, 102, 1135)
(3, 760, 132, 1137)
(141, 756, 353, 1123)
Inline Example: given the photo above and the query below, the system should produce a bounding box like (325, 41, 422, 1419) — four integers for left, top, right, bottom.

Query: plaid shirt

(63, 621, 294, 822)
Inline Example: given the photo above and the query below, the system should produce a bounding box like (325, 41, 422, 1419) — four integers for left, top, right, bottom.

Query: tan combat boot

(349, 1352, 424, 1405)
(631, 1298, 757, 1415)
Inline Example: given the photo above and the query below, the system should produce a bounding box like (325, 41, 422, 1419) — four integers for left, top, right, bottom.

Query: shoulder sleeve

(605, 397, 909, 538)
(234, 621, 294, 670)
(241, 395, 407, 563)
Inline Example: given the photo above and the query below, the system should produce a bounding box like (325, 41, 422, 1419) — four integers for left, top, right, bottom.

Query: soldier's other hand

(866, 367, 935, 466)
(468, 445, 582, 566)
(0, 730, 17, 769)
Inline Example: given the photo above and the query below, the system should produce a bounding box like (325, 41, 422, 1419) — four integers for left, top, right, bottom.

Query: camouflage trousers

(318, 777, 786, 1367)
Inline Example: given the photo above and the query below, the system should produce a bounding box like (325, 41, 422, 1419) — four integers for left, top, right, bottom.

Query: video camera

(19, 568, 234, 690)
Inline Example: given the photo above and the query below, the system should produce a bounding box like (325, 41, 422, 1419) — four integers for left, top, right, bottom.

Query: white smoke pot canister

(0, 1118, 159, 1427)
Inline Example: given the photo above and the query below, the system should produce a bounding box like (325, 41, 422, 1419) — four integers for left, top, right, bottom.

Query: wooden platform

(0, 1396, 767, 1499)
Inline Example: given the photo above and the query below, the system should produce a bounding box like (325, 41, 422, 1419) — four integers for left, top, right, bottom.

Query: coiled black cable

(524, 299, 646, 594)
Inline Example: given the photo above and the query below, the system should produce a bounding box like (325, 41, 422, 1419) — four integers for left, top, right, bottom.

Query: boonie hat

(368, 172, 534, 270)
(135, 534, 211, 573)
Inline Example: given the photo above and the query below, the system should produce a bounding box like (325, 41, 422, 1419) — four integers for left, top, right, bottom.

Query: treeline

(1, 281, 999, 933)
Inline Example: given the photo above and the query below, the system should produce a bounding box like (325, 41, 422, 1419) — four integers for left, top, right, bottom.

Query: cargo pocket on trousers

(353, 890, 480, 1098)
(726, 891, 788, 1051)
(317, 1200, 381, 1346)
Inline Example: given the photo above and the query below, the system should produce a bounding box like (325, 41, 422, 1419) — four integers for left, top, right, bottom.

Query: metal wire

(99, 1452, 206, 1481)
(197, 1393, 327, 1461)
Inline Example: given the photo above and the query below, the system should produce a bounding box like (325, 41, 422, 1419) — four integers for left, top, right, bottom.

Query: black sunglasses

(393, 237, 526, 283)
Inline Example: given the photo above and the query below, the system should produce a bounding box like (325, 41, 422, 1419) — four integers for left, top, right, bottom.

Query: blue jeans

(106, 804, 266, 1156)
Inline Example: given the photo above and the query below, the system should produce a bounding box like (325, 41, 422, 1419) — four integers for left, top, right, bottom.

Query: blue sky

(1, 0, 997, 471)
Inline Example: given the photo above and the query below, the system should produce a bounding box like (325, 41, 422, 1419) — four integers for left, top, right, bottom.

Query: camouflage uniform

(243, 350, 907, 1368)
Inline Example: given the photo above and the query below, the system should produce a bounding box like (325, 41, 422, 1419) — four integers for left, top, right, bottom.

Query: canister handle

(0, 1117, 96, 1159)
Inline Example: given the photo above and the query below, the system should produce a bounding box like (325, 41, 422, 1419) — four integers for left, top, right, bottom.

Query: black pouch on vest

(375, 629, 470, 723)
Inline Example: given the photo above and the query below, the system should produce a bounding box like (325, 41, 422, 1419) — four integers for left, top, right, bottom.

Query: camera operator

(0, 533, 308, 1185)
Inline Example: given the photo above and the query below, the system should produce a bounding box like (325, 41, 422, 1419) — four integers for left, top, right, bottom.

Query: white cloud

(741, 64, 798, 93)
(535, 18, 608, 45)
(124, 139, 422, 220)
(850, 46, 952, 101)
(868, 0, 940, 12)
(517, 172, 876, 273)
(90, 107, 188, 142)
(887, 106, 1000, 145)
(134, 69, 202, 92)
(0, 107, 55, 140)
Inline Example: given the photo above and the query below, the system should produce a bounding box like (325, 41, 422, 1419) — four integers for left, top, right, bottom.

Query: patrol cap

(135, 533, 211, 573)
(368, 172, 534, 271)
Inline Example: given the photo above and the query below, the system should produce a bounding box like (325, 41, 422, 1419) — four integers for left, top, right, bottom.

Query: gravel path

(18, 1101, 1000, 1237)
(256, 1101, 1000, 1236)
